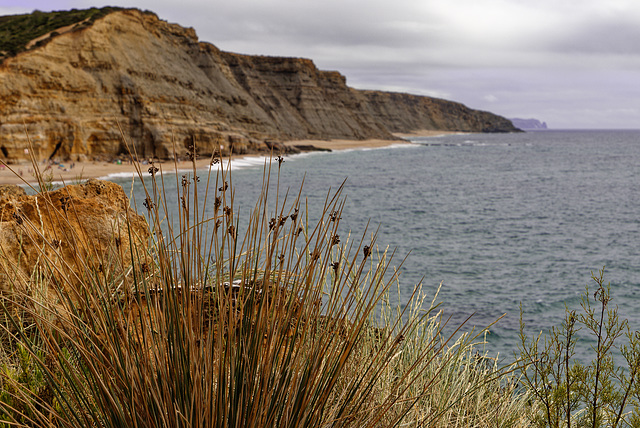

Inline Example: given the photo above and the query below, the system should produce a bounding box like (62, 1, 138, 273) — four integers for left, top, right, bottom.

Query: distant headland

(510, 118, 548, 130)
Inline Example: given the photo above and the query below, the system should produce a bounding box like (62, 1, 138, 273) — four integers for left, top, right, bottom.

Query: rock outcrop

(509, 118, 548, 130)
(0, 8, 519, 164)
(0, 179, 149, 304)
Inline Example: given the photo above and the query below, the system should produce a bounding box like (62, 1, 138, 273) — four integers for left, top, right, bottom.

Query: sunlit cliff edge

(0, 8, 520, 163)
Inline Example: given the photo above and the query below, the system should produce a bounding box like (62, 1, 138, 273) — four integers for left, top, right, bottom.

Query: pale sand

(0, 132, 458, 186)
(284, 130, 458, 151)
(0, 159, 217, 187)
(282, 137, 409, 151)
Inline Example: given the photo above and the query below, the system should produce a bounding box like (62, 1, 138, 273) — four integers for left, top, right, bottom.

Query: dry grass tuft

(0, 143, 533, 427)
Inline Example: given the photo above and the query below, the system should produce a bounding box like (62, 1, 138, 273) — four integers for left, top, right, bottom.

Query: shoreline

(0, 132, 454, 186)
(391, 129, 461, 138)
(283, 137, 408, 151)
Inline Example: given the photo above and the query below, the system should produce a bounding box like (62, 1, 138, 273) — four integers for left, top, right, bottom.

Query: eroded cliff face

(219, 53, 392, 140)
(0, 10, 275, 163)
(0, 9, 518, 163)
(0, 179, 149, 306)
(362, 91, 519, 133)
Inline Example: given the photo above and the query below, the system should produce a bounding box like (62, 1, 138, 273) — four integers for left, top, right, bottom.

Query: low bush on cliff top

(0, 147, 531, 426)
(0, 7, 124, 60)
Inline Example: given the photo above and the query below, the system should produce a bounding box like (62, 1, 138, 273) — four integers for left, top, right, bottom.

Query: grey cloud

(549, 17, 640, 57)
(183, 0, 445, 53)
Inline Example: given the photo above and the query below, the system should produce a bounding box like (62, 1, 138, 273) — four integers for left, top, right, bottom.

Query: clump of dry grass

(0, 145, 533, 427)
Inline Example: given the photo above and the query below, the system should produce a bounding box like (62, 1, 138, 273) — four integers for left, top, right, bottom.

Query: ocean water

(110, 130, 640, 360)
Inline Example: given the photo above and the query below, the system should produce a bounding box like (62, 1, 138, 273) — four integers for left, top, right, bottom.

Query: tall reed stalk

(0, 144, 531, 427)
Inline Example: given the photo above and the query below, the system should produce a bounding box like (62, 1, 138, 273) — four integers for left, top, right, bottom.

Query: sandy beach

(282, 137, 408, 151)
(0, 132, 455, 186)
(0, 158, 221, 187)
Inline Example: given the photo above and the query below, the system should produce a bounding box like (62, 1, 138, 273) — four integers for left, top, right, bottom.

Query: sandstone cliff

(362, 91, 518, 133)
(0, 179, 149, 306)
(0, 8, 519, 163)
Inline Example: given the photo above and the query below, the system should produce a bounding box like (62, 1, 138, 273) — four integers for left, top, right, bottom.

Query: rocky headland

(509, 118, 548, 130)
(0, 8, 520, 164)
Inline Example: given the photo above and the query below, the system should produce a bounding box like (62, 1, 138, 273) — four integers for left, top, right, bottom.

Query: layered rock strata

(0, 9, 519, 164)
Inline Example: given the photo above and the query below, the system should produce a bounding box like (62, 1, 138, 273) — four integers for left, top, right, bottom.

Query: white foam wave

(332, 143, 415, 153)
(98, 171, 139, 180)
(226, 156, 270, 170)
(98, 144, 420, 183)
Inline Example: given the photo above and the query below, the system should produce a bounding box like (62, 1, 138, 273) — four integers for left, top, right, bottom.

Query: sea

(108, 130, 640, 362)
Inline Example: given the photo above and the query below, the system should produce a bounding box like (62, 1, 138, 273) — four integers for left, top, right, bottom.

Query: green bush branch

(519, 267, 640, 427)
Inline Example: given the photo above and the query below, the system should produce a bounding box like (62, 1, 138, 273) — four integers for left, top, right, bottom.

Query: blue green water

(110, 130, 640, 360)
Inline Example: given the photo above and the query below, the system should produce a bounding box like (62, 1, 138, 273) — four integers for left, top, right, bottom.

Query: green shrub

(0, 7, 125, 60)
(518, 267, 640, 427)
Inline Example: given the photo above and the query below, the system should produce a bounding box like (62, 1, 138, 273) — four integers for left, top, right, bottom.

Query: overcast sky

(2, 0, 639, 129)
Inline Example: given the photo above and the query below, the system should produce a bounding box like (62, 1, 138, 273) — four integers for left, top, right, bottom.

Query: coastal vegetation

(0, 7, 124, 61)
(0, 149, 529, 426)
(0, 147, 638, 426)
(518, 268, 640, 427)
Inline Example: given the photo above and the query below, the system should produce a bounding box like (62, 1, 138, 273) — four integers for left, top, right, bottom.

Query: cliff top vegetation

(0, 7, 127, 62)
